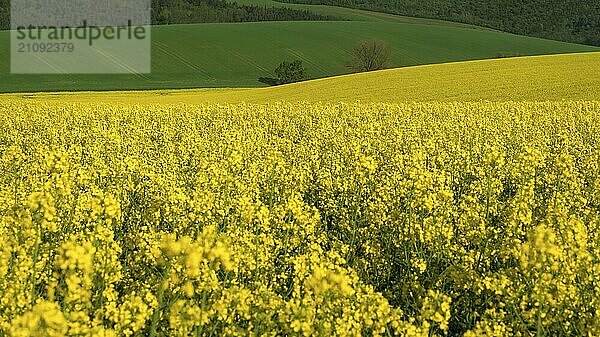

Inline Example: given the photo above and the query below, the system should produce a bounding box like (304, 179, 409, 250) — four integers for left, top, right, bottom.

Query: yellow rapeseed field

(1, 100, 599, 336)
(4, 52, 600, 104)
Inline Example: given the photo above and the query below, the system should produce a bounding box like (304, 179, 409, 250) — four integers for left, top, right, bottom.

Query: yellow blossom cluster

(0, 100, 599, 336)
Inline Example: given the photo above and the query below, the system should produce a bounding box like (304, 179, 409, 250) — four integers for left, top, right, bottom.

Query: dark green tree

(274, 60, 308, 85)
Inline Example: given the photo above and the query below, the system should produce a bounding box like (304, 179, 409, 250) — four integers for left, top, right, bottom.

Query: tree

(274, 60, 308, 85)
(348, 40, 393, 73)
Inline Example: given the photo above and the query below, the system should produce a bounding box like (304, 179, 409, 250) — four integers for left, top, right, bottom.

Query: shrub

(274, 60, 308, 85)
(348, 40, 393, 72)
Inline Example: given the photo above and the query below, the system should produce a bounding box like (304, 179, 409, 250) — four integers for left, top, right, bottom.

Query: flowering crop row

(0, 101, 599, 336)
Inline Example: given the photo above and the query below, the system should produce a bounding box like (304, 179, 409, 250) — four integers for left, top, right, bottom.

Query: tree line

(0, 0, 7, 29)
(0, 0, 335, 29)
(152, 0, 335, 25)
(278, 0, 600, 46)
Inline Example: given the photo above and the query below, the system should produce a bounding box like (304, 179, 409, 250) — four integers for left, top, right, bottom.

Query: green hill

(1, 21, 597, 93)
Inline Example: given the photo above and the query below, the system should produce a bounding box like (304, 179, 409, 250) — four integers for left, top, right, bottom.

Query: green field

(1, 20, 597, 93)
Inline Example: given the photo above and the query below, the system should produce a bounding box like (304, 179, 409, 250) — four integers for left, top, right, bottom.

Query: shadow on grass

(258, 77, 279, 86)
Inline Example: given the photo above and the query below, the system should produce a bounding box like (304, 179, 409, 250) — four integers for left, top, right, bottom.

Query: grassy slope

(233, 0, 487, 27)
(8, 52, 599, 103)
(1, 20, 597, 93)
(267, 0, 600, 46)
